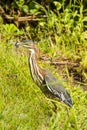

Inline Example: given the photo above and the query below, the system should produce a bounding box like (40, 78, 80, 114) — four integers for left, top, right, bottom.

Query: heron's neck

(29, 52, 44, 85)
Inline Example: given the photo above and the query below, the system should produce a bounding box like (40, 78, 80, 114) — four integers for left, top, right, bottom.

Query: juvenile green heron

(15, 40, 73, 107)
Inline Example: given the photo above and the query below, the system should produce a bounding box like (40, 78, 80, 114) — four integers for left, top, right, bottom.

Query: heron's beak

(15, 42, 29, 48)
(15, 40, 34, 48)
(15, 42, 20, 48)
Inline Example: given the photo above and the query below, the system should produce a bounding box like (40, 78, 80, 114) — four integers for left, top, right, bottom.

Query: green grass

(0, 1, 87, 129)
(0, 42, 87, 130)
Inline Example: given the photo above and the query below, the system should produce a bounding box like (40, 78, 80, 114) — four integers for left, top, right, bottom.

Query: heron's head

(15, 40, 40, 58)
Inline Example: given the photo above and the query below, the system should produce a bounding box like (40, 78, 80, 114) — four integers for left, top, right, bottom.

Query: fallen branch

(0, 6, 47, 22)
(40, 55, 79, 67)
(4, 14, 47, 21)
(51, 61, 79, 67)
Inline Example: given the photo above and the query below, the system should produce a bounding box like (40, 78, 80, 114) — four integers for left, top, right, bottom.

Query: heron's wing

(45, 71, 65, 94)
(44, 71, 72, 107)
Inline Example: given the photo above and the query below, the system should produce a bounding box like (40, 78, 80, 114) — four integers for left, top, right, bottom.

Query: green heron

(15, 40, 73, 107)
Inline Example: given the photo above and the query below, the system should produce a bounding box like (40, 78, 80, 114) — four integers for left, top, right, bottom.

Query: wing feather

(44, 71, 72, 107)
